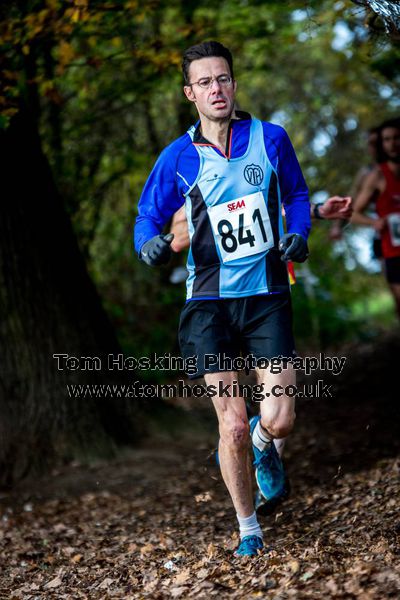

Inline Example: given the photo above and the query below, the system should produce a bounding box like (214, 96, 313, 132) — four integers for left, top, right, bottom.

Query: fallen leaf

(289, 560, 300, 574)
(140, 543, 154, 556)
(170, 586, 189, 597)
(301, 571, 314, 581)
(71, 553, 83, 563)
(44, 576, 62, 589)
(174, 569, 191, 584)
(98, 577, 114, 590)
(196, 568, 209, 579)
(194, 491, 212, 503)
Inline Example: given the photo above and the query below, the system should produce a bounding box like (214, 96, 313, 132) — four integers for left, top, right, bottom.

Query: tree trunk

(0, 105, 138, 487)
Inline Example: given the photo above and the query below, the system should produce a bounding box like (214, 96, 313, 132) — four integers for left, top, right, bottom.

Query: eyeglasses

(187, 74, 233, 89)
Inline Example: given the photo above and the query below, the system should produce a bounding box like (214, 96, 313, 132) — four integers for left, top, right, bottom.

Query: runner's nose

(210, 78, 222, 92)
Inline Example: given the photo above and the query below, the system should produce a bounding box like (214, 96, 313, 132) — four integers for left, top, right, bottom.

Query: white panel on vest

(208, 191, 273, 263)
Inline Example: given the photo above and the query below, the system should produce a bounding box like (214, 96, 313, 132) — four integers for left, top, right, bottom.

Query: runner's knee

(261, 411, 295, 439)
(220, 418, 250, 450)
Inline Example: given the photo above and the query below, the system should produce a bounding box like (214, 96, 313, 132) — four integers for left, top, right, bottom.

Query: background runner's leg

(388, 283, 400, 320)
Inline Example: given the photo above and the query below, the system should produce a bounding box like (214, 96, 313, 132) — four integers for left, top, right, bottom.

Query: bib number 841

(217, 208, 268, 253)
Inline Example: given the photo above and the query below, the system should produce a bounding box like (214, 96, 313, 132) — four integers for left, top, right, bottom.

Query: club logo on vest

(244, 164, 263, 186)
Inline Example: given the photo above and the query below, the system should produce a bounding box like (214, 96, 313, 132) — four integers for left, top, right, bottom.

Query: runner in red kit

(376, 163, 400, 260)
(352, 119, 400, 319)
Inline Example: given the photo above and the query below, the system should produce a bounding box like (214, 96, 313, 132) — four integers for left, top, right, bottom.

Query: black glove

(278, 233, 309, 263)
(140, 233, 174, 266)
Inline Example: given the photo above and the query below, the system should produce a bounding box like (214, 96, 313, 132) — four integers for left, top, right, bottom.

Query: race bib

(387, 213, 400, 247)
(208, 191, 273, 263)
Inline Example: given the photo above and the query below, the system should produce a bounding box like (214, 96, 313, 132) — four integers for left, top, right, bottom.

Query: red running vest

(376, 163, 400, 258)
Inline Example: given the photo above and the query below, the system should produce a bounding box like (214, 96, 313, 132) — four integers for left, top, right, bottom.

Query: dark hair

(182, 41, 234, 85)
(379, 118, 400, 133)
(367, 126, 380, 136)
(376, 118, 400, 163)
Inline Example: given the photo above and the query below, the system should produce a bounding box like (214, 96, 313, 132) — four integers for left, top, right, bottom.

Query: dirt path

(1, 334, 399, 599)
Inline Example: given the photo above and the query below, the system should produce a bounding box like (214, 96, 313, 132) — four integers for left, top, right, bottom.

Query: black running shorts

(372, 237, 382, 260)
(384, 256, 400, 284)
(178, 292, 296, 379)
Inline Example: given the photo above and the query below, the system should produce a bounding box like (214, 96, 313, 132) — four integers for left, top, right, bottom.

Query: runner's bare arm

(318, 196, 352, 220)
(351, 169, 386, 231)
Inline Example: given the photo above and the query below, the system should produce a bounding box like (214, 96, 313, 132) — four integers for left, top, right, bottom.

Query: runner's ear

(184, 86, 196, 103)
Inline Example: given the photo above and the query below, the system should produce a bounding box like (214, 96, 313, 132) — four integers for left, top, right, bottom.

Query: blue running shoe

(255, 475, 291, 516)
(250, 415, 286, 502)
(235, 535, 263, 557)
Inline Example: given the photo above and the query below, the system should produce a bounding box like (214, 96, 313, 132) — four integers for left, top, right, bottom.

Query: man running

(168, 195, 352, 516)
(352, 119, 400, 319)
(134, 41, 310, 557)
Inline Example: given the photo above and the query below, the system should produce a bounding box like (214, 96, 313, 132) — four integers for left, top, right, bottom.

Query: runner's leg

(388, 283, 400, 320)
(205, 371, 254, 517)
(256, 363, 296, 440)
(250, 363, 295, 506)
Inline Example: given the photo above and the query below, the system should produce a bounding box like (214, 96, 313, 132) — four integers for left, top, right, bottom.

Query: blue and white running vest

(184, 117, 289, 300)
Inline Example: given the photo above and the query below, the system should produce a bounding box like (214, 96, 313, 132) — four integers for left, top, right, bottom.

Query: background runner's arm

(317, 196, 352, 220)
(351, 166, 371, 199)
(134, 148, 185, 257)
(351, 169, 386, 230)
(326, 166, 369, 238)
(274, 127, 311, 240)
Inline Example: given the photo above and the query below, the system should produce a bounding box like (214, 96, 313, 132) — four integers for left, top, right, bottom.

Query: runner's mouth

(211, 98, 227, 107)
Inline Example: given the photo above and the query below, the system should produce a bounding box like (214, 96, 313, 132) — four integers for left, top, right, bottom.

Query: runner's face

(184, 57, 237, 122)
(381, 127, 400, 160)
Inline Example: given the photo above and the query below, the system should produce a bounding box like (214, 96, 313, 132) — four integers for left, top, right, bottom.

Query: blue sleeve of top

(133, 145, 185, 256)
(264, 123, 311, 240)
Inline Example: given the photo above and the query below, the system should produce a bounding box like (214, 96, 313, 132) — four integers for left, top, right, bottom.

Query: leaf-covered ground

(1, 333, 400, 599)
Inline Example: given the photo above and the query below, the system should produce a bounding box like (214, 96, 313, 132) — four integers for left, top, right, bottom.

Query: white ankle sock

(252, 420, 273, 452)
(237, 511, 263, 540)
